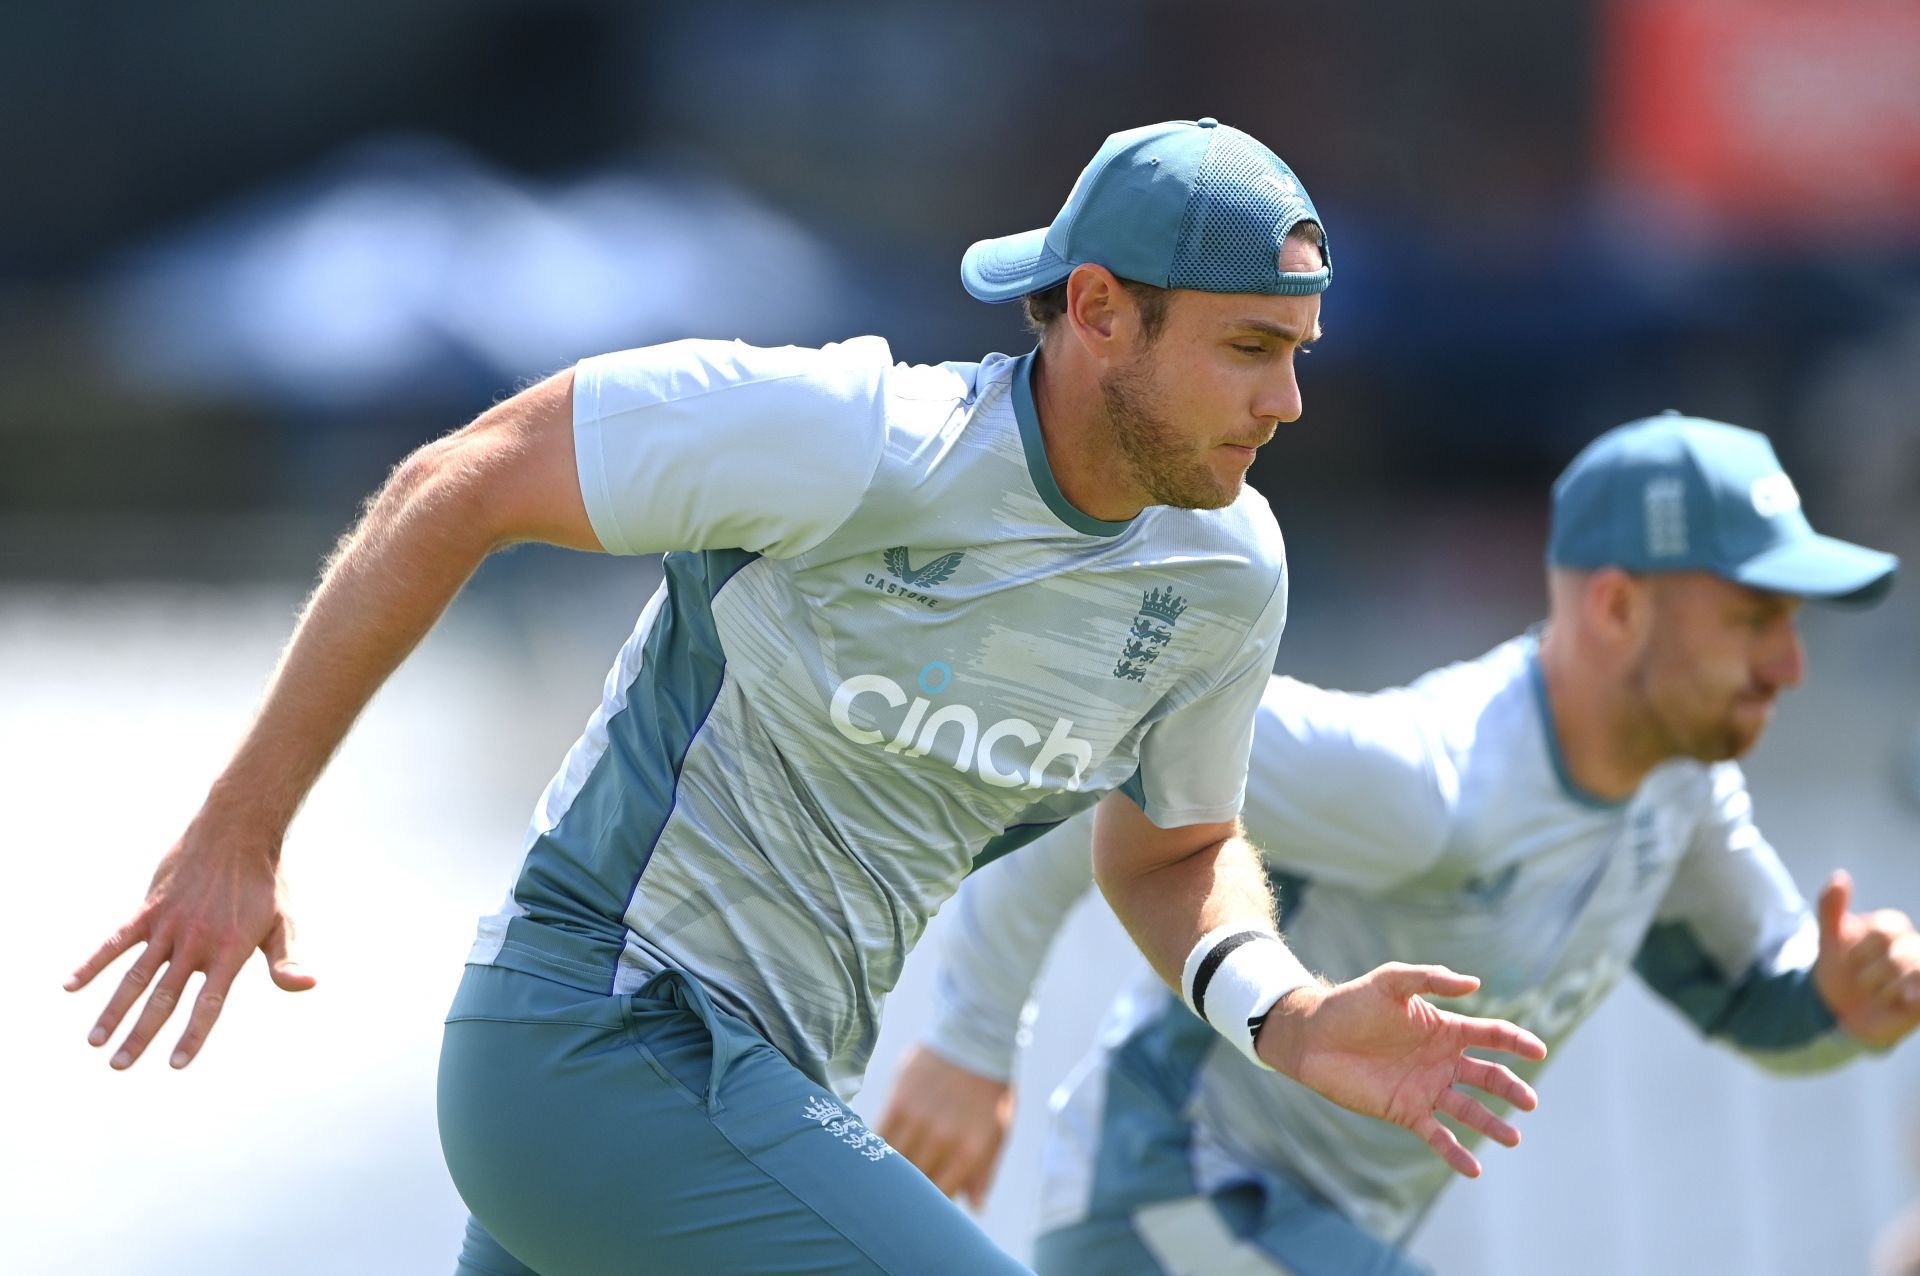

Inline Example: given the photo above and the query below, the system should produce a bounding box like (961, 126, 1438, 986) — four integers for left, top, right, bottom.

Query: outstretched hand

(1814, 869, 1920, 1050)
(874, 1045, 1015, 1210)
(65, 826, 313, 1070)
(1256, 963, 1547, 1178)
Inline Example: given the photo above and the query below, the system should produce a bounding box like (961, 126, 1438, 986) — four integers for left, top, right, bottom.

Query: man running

(68, 119, 1544, 1274)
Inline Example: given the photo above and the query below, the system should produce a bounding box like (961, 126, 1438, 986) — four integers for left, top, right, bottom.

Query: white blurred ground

(7, 570, 1919, 1274)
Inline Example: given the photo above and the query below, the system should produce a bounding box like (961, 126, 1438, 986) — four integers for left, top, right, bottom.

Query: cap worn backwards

(960, 117, 1330, 304)
(1548, 412, 1898, 606)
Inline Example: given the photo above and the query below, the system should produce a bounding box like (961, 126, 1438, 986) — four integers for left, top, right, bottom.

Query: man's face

(1631, 572, 1808, 762)
(1097, 238, 1323, 511)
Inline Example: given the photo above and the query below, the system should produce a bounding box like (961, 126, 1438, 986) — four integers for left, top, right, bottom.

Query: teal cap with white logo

(1549, 413, 1898, 604)
(961, 117, 1329, 303)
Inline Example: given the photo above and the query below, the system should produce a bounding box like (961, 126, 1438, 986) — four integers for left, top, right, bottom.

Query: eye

(1231, 343, 1266, 356)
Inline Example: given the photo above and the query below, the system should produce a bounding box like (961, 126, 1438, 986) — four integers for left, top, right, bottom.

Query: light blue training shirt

(466, 336, 1289, 1098)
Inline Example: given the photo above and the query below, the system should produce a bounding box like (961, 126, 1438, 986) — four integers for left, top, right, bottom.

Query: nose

(1253, 356, 1304, 426)
(1761, 621, 1806, 691)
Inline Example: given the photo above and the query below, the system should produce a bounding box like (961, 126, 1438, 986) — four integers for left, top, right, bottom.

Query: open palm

(1259, 963, 1547, 1177)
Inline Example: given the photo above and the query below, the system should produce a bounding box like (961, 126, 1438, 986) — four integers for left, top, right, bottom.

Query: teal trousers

(438, 963, 1029, 1275)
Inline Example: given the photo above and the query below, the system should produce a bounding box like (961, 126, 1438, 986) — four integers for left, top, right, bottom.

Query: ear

(1062, 264, 1128, 362)
(1587, 567, 1652, 656)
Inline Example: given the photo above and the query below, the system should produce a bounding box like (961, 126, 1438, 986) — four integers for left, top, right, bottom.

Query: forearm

(1637, 920, 1864, 1074)
(203, 441, 505, 847)
(1093, 824, 1277, 992)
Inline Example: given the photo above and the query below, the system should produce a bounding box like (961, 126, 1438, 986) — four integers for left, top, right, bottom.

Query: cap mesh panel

(1168, 133, 1314, 293)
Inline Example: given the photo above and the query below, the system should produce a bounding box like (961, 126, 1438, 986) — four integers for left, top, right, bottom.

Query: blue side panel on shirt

(970, 821, 1067, 875)
(970, 768, 1140, 874)
(504, 549, 759, 987)
(1634, 920, 1836, 1050)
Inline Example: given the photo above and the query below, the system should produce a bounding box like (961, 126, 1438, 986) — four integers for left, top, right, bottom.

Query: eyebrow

(1231, 319, 1323, 345)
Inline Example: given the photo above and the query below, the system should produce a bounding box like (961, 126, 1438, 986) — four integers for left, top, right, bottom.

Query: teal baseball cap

(1549, 413, 1898, 604)
(961, 117, 1329, 304)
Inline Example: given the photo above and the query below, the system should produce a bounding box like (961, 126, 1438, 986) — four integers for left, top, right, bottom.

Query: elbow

(371, 432, 510, 558)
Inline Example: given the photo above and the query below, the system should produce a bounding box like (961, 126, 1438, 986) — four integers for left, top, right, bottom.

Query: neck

(1535, 622, 1667, 802)
(1031, 344, 1148, 523)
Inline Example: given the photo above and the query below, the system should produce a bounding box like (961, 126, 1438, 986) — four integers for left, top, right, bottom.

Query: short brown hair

(1022, 276, 1171, 345)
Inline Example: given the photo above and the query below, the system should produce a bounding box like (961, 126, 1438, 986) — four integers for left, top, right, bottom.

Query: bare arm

(1093, 788, 1548, 1179)
(1090, 789, 1278, 983)
(66, 370, 597, 1069)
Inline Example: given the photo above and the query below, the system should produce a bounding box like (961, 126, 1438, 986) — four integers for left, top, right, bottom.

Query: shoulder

(1204, 483, 1287, 577)
(1674, 759, 1750, 826)
(575, 335, 899, 418)
(1139, 486, 1288, 606)
(1400, 635, 1541, 758)
(1409, 634, 1533, 707)
(1258, 674, 1453, 795)
(1268, 636, 1542, 810)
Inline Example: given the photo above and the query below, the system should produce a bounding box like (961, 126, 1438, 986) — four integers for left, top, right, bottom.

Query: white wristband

(1180, 925, 1316, 1070)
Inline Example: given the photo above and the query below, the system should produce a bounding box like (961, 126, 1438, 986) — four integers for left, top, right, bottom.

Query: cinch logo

(829, 662, 1093, 791)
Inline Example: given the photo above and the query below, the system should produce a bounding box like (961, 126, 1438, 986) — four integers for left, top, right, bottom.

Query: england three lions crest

(1113, 587, 1186, 681)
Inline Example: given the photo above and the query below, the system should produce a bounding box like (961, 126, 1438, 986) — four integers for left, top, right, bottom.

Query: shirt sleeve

(1633, 762, 1861, 1073)
(571, 336, 892, 558)
(1128, 569, 1288, 828)
(1233, 676, 1457, 892)
(922, 811, 1098, 1082)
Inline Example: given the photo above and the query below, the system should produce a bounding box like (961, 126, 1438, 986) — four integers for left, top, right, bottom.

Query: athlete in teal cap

(882, 414, 1917, 1274)
(67, 119, 1547, 1274)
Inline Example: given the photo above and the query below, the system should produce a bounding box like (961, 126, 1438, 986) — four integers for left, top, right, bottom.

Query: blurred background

(7, 0, 1919, 1272)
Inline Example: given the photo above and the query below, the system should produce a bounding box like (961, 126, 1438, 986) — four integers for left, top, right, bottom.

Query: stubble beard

(1631, 651, 1751, 765)
(1100, 355, 1234, 512)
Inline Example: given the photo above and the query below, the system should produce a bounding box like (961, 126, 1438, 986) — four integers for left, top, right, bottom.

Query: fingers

(1857, 954, 1899, 998)
(1858, 928, 1920, 985)
(913, 1134, 963, 1198)
(1885, 970, 1920, 1013)
(1844, 929, 1895, 977)
(1816, 870, 1853, 948)
(1452, 1013, 1548, 1063)
(1379, 963, 1479, 999)
(1412, 1114, 1482, 1179)
(111, 960, 197, 1069)
(877, 1102, 961, 1197)
(1870, 907, 1916, 935)
(892, 1121, 997, 1205)
(167, 958, 245, 1069)
(66, 916, 151, 992)
(942, 1133, 1001, 1205)
(264, 918, 316, 993)
(1456, 1056, 1538, 1113)
(958, 1142, 1001, 1211)
(88, 941, 169, 1050)
(1437, 1086, 1521, 1149)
